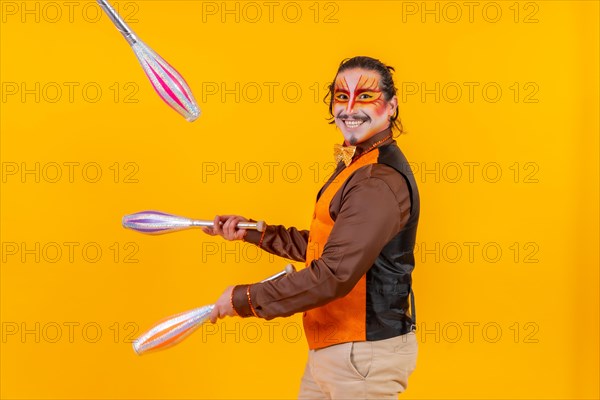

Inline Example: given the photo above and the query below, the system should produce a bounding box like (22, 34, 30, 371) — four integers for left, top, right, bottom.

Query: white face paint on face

(332, 68, 397, 145)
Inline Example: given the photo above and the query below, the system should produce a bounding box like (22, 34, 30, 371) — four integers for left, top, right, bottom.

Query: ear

(388, 95, 398, 117)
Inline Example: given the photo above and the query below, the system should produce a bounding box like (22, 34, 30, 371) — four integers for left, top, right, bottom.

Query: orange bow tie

(334, 144, 357, 167)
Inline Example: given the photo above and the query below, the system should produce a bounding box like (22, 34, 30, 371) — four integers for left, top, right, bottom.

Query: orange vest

(303, 149, 381, 350)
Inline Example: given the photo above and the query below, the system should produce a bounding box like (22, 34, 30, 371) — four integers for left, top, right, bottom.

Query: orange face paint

(332, 69, 395, 145)
(334, 75, 383, 109)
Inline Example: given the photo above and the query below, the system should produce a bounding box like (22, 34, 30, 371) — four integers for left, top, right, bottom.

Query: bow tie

(334, 144, 357, 167)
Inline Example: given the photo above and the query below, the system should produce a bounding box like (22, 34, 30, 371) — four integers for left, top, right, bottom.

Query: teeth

(344, 120, 365, 128)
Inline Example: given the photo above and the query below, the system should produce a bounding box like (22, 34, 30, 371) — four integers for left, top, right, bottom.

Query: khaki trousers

(298, 332, 418, 399)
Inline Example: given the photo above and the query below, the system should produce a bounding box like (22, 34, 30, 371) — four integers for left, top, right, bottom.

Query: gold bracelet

(246, 285, 259, 317)
(258, 229, 267, 249)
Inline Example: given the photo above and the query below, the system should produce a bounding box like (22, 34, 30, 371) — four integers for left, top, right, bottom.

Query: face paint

(333, 68, 395, 145)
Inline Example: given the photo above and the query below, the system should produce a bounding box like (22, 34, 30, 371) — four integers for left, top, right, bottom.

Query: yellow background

(1, 0, 598, 398)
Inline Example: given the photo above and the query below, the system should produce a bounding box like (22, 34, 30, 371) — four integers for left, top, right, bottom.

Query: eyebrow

(355, 88, 381, 95)
(333, 87, 381, 96)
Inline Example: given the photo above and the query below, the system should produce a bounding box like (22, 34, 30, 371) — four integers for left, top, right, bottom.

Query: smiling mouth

(343, 119, 367, 129)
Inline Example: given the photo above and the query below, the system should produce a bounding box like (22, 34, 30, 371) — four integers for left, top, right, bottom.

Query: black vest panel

(365, 143, 420, 341)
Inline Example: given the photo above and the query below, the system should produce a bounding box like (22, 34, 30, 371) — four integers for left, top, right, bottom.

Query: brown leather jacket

(232, 127, 420, 348)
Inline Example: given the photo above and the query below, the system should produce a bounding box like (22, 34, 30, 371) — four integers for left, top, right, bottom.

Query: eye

(335, 93, 348, 101)
(358, 93, 372, 100)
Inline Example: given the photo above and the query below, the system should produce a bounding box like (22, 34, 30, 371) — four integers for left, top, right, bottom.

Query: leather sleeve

(233, 164, 411, 319)
(244, 224, 309, 262)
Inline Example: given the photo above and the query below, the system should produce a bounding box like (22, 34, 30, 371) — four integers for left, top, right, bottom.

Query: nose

(345, 97, 356, 114)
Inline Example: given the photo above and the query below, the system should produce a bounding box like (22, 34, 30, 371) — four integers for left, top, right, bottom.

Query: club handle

(261, 264, 296, 282)
(192, 220, 266, 232)
(238, 220, 267, 232)
(97, 0, 138, 44)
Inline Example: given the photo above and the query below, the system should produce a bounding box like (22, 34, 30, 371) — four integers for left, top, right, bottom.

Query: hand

(202, 215, 248, 241)
(209, 286, 237, 323)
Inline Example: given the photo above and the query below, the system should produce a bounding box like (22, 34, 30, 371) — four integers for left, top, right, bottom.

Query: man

(204, 56, 420, 399)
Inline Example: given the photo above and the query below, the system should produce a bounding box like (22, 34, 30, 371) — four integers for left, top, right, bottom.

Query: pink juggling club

(122, 210, 266, 235)
(97, 0, 200, 121)
(133, 264, 296, 355)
